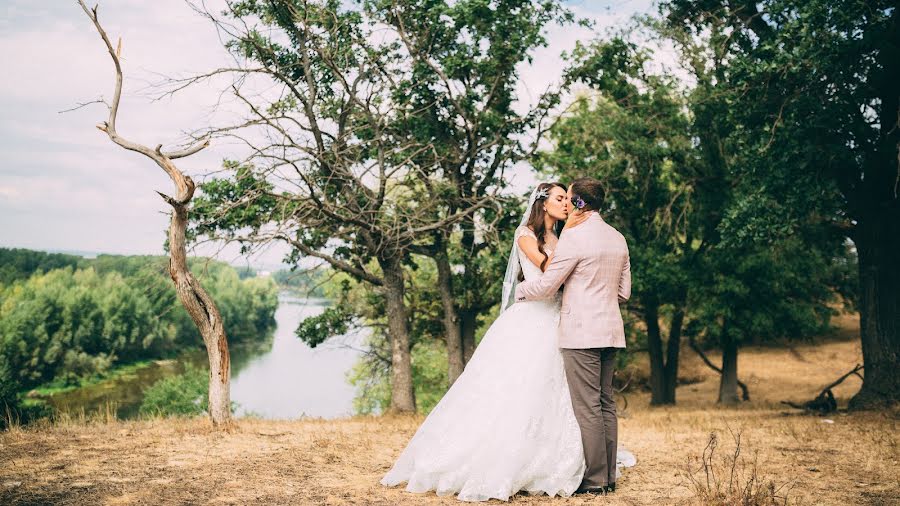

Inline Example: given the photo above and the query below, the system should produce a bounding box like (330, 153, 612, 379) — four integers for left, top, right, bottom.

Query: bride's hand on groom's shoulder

(563, 211, 590, 230)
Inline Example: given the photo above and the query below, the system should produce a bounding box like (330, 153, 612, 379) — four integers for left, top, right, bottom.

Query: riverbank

(24, 359, 159, 398)
(19, 354, 200, 420)
(16, 293, 360, 421)
(2, 337, 897, 505)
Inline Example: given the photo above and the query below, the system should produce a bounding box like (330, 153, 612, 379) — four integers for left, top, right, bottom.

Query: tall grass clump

(681, 429, 791, 505)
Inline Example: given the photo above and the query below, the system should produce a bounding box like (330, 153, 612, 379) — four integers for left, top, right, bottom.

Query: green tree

(689, 238, 843, 403)
(272, 268, 327, 298)
(542, 37, 696, 405)
(363, 0, 573, 386)
(189, 0, 572, 411)
(544, 31, 850, 404)
(660, 0, 897, 408)
(0, 267, 171, 391)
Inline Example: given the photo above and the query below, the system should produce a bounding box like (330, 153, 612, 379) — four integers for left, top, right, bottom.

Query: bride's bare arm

(517, 235, 554, 272)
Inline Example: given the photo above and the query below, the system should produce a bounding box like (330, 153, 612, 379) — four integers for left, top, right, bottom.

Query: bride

(380, 182, 635, 502)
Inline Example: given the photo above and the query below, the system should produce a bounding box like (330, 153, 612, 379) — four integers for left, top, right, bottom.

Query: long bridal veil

(500, 186, 543, 312)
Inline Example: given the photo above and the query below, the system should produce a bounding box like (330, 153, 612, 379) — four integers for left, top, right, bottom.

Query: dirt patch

(2, 337, 897, 505)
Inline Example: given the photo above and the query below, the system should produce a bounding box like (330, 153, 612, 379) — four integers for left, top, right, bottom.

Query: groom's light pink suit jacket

(515, 212, 631, 349)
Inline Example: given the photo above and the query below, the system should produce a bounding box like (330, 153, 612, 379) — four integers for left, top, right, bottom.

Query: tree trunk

(458, 227, 479, 364)
(718, 328, 740, 405)
(461, 309, 478, 363)
(435, 244, 465, 386)
(645, 301, 668, 405)
(849, 6, 900, 409)
(646, 301, 684, 405)
(849, 215, 900, 409)
(167, 201, 232, 425)
(380, 255, 416, 413)
(663, 308, 685, 403)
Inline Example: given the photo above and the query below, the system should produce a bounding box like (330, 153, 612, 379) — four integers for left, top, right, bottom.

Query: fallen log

(781, 364, 864, 414)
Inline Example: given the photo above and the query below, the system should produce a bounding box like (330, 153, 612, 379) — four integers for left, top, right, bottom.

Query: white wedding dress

(381, 225, 635, 502)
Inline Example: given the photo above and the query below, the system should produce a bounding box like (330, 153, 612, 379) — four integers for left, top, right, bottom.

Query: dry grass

(2, 316, 898, 505)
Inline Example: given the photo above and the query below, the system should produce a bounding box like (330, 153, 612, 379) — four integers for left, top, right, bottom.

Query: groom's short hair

(570, 177, 605, 211)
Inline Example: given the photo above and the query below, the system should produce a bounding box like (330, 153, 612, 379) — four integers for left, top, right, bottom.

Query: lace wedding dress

(380, 225, 635, 502)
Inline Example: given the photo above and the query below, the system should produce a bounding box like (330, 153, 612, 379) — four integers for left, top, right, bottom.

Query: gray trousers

(560, 347, 618, 488)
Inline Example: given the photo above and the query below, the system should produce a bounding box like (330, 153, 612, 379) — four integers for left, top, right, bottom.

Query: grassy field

(1, 313, 898, 505)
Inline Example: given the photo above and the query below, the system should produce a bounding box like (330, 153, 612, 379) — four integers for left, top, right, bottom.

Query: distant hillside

(0, 247, 82, 284)
(0, 247, 291, 283)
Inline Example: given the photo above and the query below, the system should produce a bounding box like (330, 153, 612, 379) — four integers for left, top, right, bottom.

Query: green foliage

(191, 162, 279, 250)
(0, 248, 279, 419)
(0, 267, 173, 390)
(655, 0, 900, 406)
(183, 0, 879, 411)
(346, 334, 450, 416)
(657, 0, 896, 252)
(314, 257, 474, 414)
(271, 268, 327, 298)
(346, 347, 391, 415)
(0, 358, 22, 426)
(542, 36, 699, 355)
(200, 265, 279, 343)
(235, 265, 257, 280)
(138, 365, 209, 417)
(542, 26, 853, 404)
(410, 339, 450, 415)
(295, 306, 351, 348)
(689, 239, 839, 348)
(0, 248, 81, 285)
(185, 1, 582, 414)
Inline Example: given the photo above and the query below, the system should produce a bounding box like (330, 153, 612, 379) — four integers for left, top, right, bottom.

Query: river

(43, 292, 365, 419)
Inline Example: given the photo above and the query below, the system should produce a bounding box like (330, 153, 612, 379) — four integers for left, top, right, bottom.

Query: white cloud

(0, 0, 657, 265)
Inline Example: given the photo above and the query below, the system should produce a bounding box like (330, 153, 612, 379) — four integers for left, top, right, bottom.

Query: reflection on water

(44, 358, 188, 419)
(230, 294, 364, 419)
(45, 292, 364, 419)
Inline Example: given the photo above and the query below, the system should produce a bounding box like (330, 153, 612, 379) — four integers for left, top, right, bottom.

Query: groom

(515, 177, 631, 495)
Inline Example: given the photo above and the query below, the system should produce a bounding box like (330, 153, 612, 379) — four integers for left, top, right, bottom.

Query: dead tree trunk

(782, 364, 863, 413)
(77, 1, 231, 426)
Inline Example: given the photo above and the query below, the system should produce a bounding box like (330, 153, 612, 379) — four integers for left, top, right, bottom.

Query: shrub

(139, 365, 209, 418)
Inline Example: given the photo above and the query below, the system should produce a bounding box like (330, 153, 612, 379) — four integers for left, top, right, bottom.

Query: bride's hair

(520, 181, 566, 279)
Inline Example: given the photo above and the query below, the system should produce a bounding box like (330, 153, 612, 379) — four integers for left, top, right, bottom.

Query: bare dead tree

(76, 1, 232, 426)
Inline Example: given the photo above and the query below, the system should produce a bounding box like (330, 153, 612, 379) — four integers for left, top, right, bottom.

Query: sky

(0, 0, 655, 268)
